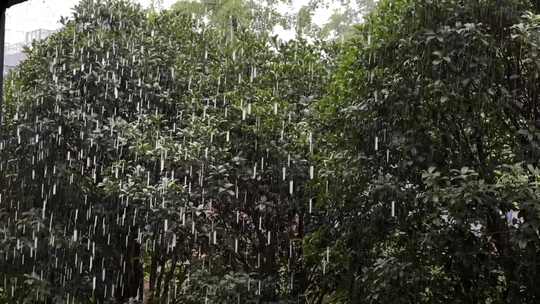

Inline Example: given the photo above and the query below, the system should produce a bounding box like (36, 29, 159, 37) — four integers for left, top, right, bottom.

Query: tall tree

(309, 0, 540, 302)
(0, 0, 338, 303)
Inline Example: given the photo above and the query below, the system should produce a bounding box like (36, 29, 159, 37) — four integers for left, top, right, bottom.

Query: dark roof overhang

(3, 0, 28, 9)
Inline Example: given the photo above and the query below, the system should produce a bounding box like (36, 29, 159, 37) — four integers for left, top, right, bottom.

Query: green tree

(309, 0, 540, 302)
(0, 0, 337, 303)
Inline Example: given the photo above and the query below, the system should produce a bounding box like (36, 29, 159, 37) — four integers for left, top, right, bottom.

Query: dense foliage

(1, 0, 540, 303)
(310, 0, 540, 302)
